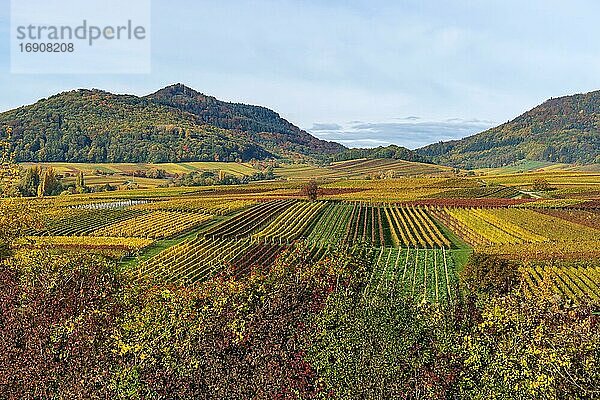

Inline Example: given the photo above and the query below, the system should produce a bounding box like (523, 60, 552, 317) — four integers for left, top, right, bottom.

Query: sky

(2, 0, 600, 149)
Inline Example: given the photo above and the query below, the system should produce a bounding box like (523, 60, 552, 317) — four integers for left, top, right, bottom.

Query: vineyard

(30, 208, 149, 236)
(139, 238, 255, 284)
(6, 165, 600, 400)
(523, 264, 600, 304)
(138, 235, 298, 284)
(384, 205, 450, 248)
(365, 247, 458, 304)
(326, 158, 449, 178)
(204, 199, 295, 239)
(343, 202, 388, 246)
(131, 197, 256, 215)
(480, 240, 600, 260)
(135, 202, 460, 292)
(20, 235, 153, 258)
(535, 209, 600, 229)
(91, 211, 212, 239)
(431, 207, 547, 245)
(253, 201, 326, 243)
(306, 202, 354, 246)
(487, 208, 600, 241)
(11, 173, 600, 307)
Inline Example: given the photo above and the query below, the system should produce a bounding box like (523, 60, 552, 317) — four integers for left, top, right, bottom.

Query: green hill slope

(146, 83, 345, 158)
(417, 90, 600, 168)
(0, 84, 344, 163)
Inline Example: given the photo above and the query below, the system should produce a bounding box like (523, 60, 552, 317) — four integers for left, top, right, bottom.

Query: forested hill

(0, 84, 344, 163)
(417, 90, 600, 168)
(146, 84, 345, 157)
(331, 144, 430, 164)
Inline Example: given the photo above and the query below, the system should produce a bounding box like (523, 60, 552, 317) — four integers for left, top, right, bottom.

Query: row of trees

(15, 166, 86, 197)
(2, 127, 86, 197)
(166, 168, 275, 188)
(330, 144, 430, 164)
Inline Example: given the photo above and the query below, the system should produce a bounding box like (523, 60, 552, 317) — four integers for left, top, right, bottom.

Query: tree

(75, 171, 86, 193)
(37, 167, 61, 197)
(0, 127, 20, 196)
(19, 166, 41, 197)
(532, 178, 551, 191)
(0, 199, 43, 259)
(303, 180, 319, 201)
(145, 167, 165, 179)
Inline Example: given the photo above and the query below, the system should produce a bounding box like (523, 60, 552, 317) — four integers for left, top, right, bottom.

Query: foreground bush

(112, 245, 362, 398)
(456, 290, 600, 399)
(460, 253, 519, 296)
(0, 247, 598, 399)
(309, 293, 463, 399)
(0, 250, 123, 399)
(310, 253, 600, 399)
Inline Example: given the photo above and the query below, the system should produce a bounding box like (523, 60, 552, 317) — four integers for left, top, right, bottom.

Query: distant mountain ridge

(417, 90, 600, 168)
(0, 84, 345, 164)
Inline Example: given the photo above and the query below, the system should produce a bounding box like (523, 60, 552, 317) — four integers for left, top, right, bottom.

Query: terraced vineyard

(365, 247, 458, 304)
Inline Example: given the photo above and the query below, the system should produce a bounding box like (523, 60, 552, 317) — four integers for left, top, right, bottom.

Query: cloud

(309, 122, 343, 131)
(333, 138, 392, 147)
(308, 118, 496, 149)
(394, 116, 421, 121)
(444, 117, 495, 124)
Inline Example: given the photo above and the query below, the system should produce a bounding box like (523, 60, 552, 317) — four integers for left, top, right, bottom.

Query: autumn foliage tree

(303, 179, 319, 201)
(37, 167, 61, 197)
(532, 177, 551, 191)
(18, 166, 41, 197)
(0, 127, 19, 196)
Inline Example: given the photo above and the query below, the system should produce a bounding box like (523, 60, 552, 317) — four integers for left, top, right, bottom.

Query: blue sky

(2, 0, 600, 149)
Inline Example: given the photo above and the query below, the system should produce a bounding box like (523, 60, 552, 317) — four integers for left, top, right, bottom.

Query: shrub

(460, 253, 519, 296)
(0, 251, 123, 399)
